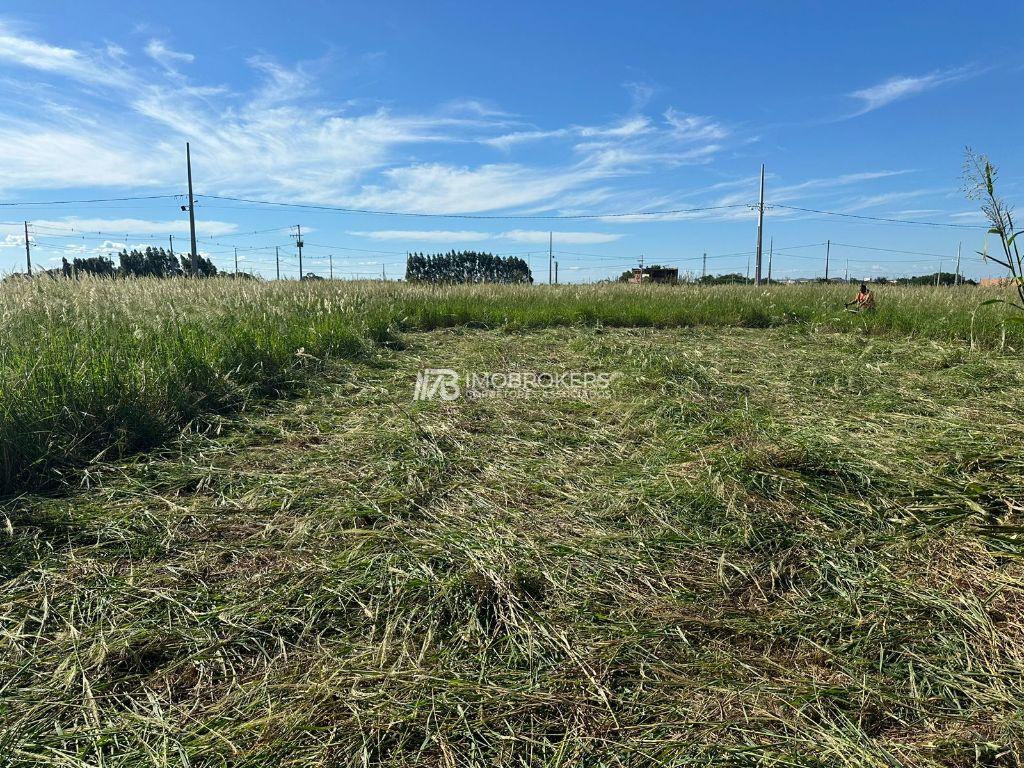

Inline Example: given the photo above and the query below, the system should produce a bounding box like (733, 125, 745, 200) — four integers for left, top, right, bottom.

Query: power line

(193, 226, 295, 240)
(0, 194, 181, 207)
(769, 203, 984, 230)
(826, 241, 955, 259)
(770, 241, 828, 251)
(301, 242, 407, 255)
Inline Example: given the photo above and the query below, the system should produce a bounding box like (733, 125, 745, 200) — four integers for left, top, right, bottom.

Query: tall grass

(1, 277, 1019, 495)
(386, 280, 1020, 341)
(0, 278, 390, 495)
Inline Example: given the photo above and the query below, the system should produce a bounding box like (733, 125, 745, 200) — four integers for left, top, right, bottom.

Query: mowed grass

(1, 277, 1021, 496)
(2, 325, 1024, 766)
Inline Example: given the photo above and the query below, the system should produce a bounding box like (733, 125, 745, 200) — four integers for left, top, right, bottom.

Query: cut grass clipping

(2, 325, 1023, 765)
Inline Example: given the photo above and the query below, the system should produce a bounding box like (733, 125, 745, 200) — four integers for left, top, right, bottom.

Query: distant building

(631, 266, 678, 284)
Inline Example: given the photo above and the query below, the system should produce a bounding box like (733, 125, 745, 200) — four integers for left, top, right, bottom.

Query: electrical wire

(827, 241, 955, 259)
(769, 204, 984, 230)
(0, 194, 182, 207)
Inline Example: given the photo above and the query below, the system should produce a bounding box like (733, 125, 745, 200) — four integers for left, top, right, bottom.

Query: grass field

(2, 280, 1024, 765)
(1, 278, 1022, 496)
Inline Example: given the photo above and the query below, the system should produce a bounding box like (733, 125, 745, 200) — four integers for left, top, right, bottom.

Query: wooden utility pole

(293, 225, 304, 280)
(824, 240, 830, 281)
(754, 163, 765, 285)
(548, 231, 553, 284)
(185, 143, 198, 276)
(936, 260, 941, 287)
(702, 252, 707, 280)
(168, 234, 174, 261)
(767, 238, 773, 284)
(955, 243, 961, 286)
(23, 221, 31, 275)
(275, 246, 280, 281)
(234, 247, 239, 276)
(554, 261, 559, 284)
(329, 254, 334, 281)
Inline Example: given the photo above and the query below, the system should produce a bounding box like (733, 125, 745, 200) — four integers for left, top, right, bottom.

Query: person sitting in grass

(845, 283, 875, 312)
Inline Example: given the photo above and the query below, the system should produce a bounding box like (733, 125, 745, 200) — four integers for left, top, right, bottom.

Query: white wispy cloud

(848, 68, 976, 115)
(145, 40, 195, 70)
(0, 22, 130, 86)
(839, 189, 939, 212)
(483, 112, 729, 174)
(0, 125, 173, 191)
(349, 230, 491, 243)
(499, 230, 621, 244)
(30, 218, 238, 236)
(482, 128, 571, 151)
(624, 81, 656, 112)
(0, 233, 23, 249)
(949, 210, 987, 221)
(349, 163, 609, 215)
(663, 109, 729, 142)
(772, 170, 913, 200)
(349, 229, 622, 244)
(578, 116, 652, 139)
(0, 20, 738, 217)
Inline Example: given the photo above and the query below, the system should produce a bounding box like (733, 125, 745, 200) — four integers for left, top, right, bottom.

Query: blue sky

(0, 1, 1021, 281)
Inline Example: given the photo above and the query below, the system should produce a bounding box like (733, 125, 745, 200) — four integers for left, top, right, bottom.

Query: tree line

(405, 251, 532, 284)
(47, 247, 219, 278)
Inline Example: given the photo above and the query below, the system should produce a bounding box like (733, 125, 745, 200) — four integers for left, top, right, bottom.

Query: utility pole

(548, 231, 553, 284)
(702, 252, 707, 281)
(767, 238, 773, 284)
(824, 240, 830, 281)
(555, 261, 559, 284)
(936, 259, 941, 287)
(234, 247, 239, 276)
(382, 263, 386, 281)
(168, 235, 174, 262)
(293, 225, 304, 280)
(754, 163, 765, 285)
(639, 253, 644, 283)
(275, 246, 280, 281)
(23, 221, 32, 275)
(955, 243, 961, 286)
(329, 254, 334, 281)
(746, 252, 751, 283)
(845, 259, 849, 283)
(185, 142, 198, 276)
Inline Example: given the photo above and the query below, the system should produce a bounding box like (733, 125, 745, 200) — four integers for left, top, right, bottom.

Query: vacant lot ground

(3, 326, 1024, 766)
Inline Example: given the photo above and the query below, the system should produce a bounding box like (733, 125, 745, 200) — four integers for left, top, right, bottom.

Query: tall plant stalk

(964, 148, 1024, 308)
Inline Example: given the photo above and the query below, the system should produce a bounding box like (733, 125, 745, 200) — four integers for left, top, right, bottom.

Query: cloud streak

(28, 218, 238, 236)
(848, 67, 976, 116)
(0, 23, 130, 86)
(350, 229, 622, 244)
(145, 40, 195, 70)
